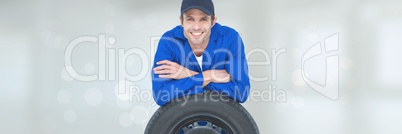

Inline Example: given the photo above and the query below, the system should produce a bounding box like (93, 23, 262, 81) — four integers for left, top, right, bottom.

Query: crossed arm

(153, 60, 231, 87)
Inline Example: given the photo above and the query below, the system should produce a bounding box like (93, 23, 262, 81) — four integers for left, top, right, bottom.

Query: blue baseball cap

(181, 0, 215, 15)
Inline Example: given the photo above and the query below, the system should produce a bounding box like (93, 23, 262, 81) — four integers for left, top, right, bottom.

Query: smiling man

(151, 0, 250, 106)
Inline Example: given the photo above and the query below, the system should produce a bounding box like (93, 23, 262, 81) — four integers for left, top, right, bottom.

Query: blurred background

(1, 0, 402, 134)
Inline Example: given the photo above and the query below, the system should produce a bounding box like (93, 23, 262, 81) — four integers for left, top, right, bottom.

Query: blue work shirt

(151, 23, 250, 106)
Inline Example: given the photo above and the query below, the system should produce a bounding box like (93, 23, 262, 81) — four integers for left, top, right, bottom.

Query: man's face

(181, 8, 216, 47)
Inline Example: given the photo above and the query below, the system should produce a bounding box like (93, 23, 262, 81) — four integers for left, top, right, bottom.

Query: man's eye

(201, 18, 208, 21)
(186, 18, 193, 21)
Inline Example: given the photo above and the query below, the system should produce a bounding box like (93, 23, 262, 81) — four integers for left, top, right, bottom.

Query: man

(152, 0, 250, 106)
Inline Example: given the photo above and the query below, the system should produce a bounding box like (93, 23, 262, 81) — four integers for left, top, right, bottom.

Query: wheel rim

(172, 115, 234, 134)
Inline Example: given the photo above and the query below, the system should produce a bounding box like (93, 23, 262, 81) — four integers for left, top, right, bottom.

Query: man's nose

(193, 22, 201, 30)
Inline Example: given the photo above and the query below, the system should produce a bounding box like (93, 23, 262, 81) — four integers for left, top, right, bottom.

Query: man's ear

(211, 16, 217, 27)
(179, 15, 183, 25)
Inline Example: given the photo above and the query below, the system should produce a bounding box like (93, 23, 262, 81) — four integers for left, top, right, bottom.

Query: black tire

(145, 91, 259, 134)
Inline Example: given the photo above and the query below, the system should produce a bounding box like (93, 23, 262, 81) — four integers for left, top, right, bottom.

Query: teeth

(192, 32, 202, 36)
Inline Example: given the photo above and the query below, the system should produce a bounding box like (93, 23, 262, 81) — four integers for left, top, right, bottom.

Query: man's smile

(190, 32, 204, 37)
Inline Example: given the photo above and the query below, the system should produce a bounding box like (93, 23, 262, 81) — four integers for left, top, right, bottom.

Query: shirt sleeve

(207, 32, 251, 103)
(151, 35, 204, 106)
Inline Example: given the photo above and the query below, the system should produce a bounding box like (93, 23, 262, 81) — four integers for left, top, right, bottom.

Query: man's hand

(154, 60, 198, 79)
(210, 70, 231, 83)
(202, 70, 231, 87)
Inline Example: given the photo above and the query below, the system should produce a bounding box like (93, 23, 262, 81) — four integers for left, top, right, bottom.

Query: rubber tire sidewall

(145, 92, 259, 134)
